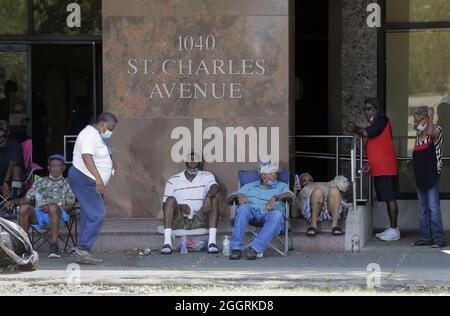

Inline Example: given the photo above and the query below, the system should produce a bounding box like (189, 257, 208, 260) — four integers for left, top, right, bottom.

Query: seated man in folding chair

(226, 161, 294, 260)
(0, 120, 24, 219)
(4, 154, 75, 258)
(161, 150, 220, 255)
(293, 173, 349, 237)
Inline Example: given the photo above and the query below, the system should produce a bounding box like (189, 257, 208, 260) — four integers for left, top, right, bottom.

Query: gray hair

(97, 112, 118, 124)
(414, 106, 428, 117)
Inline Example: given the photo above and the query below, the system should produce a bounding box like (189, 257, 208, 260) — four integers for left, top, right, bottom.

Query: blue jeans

(68, 166, 106, 252)
(416, 178, 445, 242)
(231, 204, 285, 253)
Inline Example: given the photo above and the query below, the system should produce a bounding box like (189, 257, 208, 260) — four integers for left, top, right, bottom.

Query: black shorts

(373, 175, 400, 201)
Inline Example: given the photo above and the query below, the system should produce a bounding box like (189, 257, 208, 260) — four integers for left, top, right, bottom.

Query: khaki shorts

(172, 208, 208, 230)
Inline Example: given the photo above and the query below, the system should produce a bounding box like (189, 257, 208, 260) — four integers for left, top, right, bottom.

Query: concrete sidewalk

(1, 232, 450, 295)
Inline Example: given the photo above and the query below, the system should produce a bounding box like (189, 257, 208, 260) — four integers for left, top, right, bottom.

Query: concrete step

(87, 218, 344, 252)
(90, 230, 344, 252)
(93, 218, 346, 234)
(42, 218, 345, 252)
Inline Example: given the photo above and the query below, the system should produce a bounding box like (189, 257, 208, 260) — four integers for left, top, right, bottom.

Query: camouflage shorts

(172, 208, 209, 230)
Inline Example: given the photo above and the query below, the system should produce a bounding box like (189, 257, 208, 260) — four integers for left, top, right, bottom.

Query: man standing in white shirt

(161, 151, 219, 255)
(68, 112, 118, 264)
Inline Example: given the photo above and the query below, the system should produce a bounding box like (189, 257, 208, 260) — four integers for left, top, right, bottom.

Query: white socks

(165, 227, 217, 245)
(164, 228, 172, 245)
(208, 228, 217, 245)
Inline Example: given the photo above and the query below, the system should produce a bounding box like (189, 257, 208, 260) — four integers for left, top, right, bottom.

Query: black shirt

(366, 115, 388, 138)
(0, 98, 10, 121)
(0, 138, 23, 183)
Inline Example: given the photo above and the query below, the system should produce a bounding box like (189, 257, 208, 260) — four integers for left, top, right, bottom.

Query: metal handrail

(291, 134, 366, 211)
(291, 134, 450, 209)
(397, 156, 450, 161)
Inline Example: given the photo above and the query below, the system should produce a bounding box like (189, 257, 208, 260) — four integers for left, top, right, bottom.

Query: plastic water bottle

(0, 231, 12, 249)
(222, 235, 230, 257)
(351, 234, 360, 253)
(180, 235, 188, 254)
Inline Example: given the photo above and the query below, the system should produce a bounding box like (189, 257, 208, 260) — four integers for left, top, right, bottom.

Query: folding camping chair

(21, 138, 43, 193)
(232, 170, 294, 256)
(30, 201, 79, 254)
(0, 139, 42, 217)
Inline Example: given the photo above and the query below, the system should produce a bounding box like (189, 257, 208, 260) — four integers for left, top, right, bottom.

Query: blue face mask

(267, 179, 278, 187)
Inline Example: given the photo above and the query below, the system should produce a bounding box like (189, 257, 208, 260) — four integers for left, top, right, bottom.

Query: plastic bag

(0, 218, 39, 271)
(186, 238, 206, 252)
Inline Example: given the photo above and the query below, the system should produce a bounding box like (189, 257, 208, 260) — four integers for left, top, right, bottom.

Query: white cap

(259, 160, 279, 174)
(184, 149, 203, 162)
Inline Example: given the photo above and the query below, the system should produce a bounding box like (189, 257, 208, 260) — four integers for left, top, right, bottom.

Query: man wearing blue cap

(5, 154, 75, 258)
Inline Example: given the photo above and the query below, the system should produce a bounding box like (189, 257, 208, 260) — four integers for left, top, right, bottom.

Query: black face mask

(186, 167, 199, 176)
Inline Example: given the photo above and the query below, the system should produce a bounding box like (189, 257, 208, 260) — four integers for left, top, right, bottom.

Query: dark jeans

(416, 178, 445, 242)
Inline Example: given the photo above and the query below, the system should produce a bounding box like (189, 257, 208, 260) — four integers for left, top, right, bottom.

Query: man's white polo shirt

(163, 170, 218, 214)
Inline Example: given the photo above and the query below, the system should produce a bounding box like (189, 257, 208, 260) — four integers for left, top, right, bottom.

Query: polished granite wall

(340, 0, 378, 199)
(341, 0, 378, 127)
(102, 0, 292, 218)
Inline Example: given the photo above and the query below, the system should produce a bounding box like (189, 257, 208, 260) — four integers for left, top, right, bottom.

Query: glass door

(0, 45, 30, 140)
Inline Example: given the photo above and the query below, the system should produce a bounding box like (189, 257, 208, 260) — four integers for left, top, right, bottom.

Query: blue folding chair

(232, 170, 293, 256)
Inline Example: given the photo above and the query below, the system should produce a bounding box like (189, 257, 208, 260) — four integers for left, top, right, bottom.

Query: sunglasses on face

(363, 106, 375, 112)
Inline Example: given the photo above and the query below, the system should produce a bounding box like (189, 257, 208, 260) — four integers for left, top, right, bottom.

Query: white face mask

(101, 129, 113, 139)
(416, 123, 427, 134)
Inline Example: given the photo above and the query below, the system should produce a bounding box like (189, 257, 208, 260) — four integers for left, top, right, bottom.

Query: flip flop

(332, 227, 344, 236)
(306, 227, 317, 237)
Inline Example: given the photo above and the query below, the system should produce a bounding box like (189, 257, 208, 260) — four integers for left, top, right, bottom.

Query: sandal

(411, 239, 434, 246)
(431, 240, 447, 248)
(306, 227, 317, 237)
(332, 227, 344, 236)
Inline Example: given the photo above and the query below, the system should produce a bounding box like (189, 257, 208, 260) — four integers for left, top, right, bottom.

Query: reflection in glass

(0, 51, 28, 138)
(0, 0, 28, 35)
(387, 0, 450, 23)
(386, 29, 450, 193)
(33, 0, 101, 35)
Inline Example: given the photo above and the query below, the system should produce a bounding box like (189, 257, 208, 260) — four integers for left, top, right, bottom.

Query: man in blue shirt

(226, 162, 293, 260)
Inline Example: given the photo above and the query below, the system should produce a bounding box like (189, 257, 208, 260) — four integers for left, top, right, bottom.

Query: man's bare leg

(311, 188, 324, 228)
(19, 205, 38, 233)
(203, 197, 219, 229)
(48, 204, 62, 244)
(161, 196, 178, 253)
(202, 197, 219, 252)
(328, 187, 341, 229)
(307, 188, 324, 236)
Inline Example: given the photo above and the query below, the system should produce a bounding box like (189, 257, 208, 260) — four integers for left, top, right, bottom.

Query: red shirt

(366, 117, 398, 177)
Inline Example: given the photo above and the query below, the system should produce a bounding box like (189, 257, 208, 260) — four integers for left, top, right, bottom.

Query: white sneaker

(375, 227, 391, 239)
(379, 227, 400, 241)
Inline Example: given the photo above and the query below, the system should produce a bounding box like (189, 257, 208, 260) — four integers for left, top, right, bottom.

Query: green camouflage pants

(172, 208, 209, 230)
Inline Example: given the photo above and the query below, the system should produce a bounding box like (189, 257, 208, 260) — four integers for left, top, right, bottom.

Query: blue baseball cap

(48, 154, 66, 164)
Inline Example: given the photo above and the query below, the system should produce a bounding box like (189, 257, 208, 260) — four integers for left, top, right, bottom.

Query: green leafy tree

(33, 0, 101, 35)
